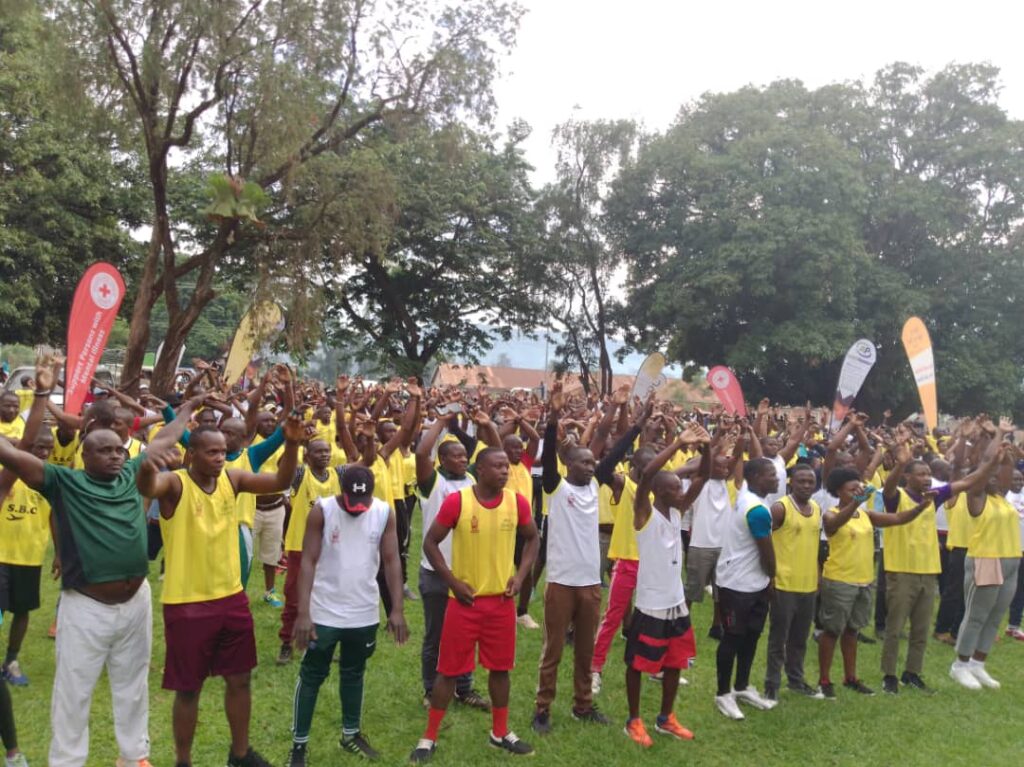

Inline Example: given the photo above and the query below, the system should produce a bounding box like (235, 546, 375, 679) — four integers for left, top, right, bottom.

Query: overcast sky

(493, 0, 1024, 182)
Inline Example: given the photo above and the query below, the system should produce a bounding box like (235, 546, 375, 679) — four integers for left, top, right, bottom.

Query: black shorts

(0, 564, 42, 614)
(718, 586, 770, 636)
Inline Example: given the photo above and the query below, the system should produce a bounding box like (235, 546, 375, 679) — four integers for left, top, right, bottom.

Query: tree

(55, 0, 524, 393)
(608, 65, 1024, 417)
(316, 123, 546, 376)
(539, 117, 636, 396)
(0, 2, 144, 346)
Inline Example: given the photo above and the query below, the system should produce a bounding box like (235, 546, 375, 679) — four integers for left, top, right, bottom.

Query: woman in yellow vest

(817, 467, 933, 699)
(949, 442, 1020, 690)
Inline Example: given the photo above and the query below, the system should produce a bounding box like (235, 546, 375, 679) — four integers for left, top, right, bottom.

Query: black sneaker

(787, 680, 819, 697)
(843, 678, 876, 696)
(455, 688, 491, 711)
(763, 683, 779, 702)
(857, 632, 877, 645)
(488, 731, 534, 756)
(277, 643, 293, 665)
(707, 624, 724, 641)
(408, 739, 436, 764)
(531, 710, 552, 735)
(286, 743, 307, 767)
(818, 682, 836, 700)
(340, 732, 380, 760)
(571, 706, 611, 725)
(227, 747, 274, 767)
(900, 671, 935, 695)
(882, 675, 899, 695)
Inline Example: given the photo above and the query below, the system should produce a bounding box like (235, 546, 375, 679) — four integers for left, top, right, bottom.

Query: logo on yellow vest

(470, 515, 479, 533)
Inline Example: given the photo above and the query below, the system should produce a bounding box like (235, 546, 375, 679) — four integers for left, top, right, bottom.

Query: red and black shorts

(437, 595, 516, 676)
(163, 590, 257, 692)
(624, 607, 695, 674)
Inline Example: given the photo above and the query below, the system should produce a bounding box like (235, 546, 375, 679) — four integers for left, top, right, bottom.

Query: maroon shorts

(437, 595, 516, 676)
(624, 608, 696, 674)
(163, 590, 257, 691)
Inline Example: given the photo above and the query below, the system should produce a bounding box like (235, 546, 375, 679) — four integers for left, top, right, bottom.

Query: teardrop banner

(901, 317, 938, 431)
(831, 338, 877, 429)
(631, 352, 667, 401)
(706, 365, 747, 417)
(65, 262, 126, 415)
(223, 301, 285, 386)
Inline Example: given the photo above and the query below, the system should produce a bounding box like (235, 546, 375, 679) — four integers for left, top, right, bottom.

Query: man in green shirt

(0, 394, 202, 767)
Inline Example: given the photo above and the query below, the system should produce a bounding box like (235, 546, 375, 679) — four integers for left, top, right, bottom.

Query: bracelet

(34, 390, 53, 397)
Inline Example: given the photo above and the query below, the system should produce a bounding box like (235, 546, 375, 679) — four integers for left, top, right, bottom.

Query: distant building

(430, 363, 717, 407)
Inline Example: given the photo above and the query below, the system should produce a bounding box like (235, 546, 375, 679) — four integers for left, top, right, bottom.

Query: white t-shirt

(1006, 490, 1024, 550)
(766, 454, 788, 506)
(717, 489, 772, 593)
(545, 478, 601, 587)
(419, 472, 474, 570)
(636, 507, 687, 612)
(931, 477, 949, 533)
(689, 479, 732, 548)
(812, 487, 838, 542)
(310, 496, 391, 629)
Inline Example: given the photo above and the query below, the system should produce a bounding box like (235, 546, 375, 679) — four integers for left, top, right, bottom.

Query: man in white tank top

(287, 466, 407, 765)
(621, 426, 708, 747)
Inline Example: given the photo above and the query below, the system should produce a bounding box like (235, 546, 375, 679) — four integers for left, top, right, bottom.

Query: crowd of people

(0, 355, 1022, 766)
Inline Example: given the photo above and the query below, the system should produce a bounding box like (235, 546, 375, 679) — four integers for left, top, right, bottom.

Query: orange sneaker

(116, 759, 154, 767)
(48, 621, 57, 639)
(655, 712, 694, 741)
(624, 718, 652, 748)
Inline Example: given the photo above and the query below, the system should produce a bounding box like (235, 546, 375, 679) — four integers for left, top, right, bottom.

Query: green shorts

(817, 578, 872, 635)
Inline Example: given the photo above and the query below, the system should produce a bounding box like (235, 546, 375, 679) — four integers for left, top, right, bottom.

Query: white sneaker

(5, 752, 29, 767)
(591, 671, 602, 695)
(949, 662, 982, 690)
(967, 661, 1000, 689)
(517, 613, 540, 630)
(734, 686, 777, 710)
(714, 693, 745, 720)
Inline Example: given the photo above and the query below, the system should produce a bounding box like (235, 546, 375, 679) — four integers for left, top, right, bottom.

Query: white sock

(953, 659, 970, 668)
(968, 658, 984, 668)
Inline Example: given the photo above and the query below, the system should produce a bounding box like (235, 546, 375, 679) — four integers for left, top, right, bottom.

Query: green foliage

(310, 123, 546, 375)
(608, 65, 1024, 417)
(0, 2, 144, 346)
(202, 175, 270, 226)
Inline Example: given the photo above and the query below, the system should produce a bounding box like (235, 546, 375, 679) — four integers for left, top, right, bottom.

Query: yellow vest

(370, 454, 395, 508)
(0, 417, 25, 441)
(507, 460, 533, 508)
(386, 451, 406, 503)
(0, 480, 51, 566)
(968, 494, 1020, 558)
(772, 495, 821, 593)
(598, 483, 615, 525)
(607, 476, 640, 561)
(450, 487, 518, 597)
(226, 451, 256, 527)
(160, 469, 242, 604)
(403, 451, 417, 496)
(883, 488, 939, 574)
(48, 428, 79, 468)
(946, 493, 976, 550)
(823, 506, 874, 584)
(286, 467, 341, 552)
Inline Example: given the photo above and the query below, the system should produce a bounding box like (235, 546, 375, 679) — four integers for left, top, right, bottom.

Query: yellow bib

(386, 451, 406, 503)
(968, 495, 1020, 558)
(823, 506, 874, 584)
(286, 467, 341, 552)
(598, 483, 615, 525)
(48, 428, 79, 469)
(160, 469, 241, 603)
(226, 451, 256, 527)
(772, 495, 821, 593)
(507, 460, 533, 508)
(450, 487, 518, 597)
(0, 418, 25, 441)
(607, 476, 640, 561)
(369, 455, 395, 508)
(0, 480, 51, 566)
(883, 488, 939, 574)
(946, 494, 976, 549)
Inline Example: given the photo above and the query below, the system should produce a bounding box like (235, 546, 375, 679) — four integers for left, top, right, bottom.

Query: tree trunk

(588, 261, 614, 396)
(120, 214, 164, 391)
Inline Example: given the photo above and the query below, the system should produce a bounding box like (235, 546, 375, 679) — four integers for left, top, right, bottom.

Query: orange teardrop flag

(901, 317, 937, 431)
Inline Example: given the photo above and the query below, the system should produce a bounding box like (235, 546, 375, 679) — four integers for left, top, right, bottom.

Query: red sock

(492, 706, 509, 738)
(424, 707, 446, 741)
(820, 677, 831, 686)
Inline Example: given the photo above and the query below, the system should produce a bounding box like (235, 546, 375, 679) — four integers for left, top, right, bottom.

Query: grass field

(5, 529, 1024, 767)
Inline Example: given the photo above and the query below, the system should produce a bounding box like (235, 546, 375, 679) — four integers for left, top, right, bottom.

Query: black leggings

(716, 631, 761, 696)
(0, 677, 16, 752)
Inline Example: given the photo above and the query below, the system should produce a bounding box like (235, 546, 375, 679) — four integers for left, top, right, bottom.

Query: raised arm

(416, 414, 449, 486)
(230, 412, 304, 494)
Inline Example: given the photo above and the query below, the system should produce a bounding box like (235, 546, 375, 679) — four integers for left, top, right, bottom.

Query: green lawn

(6, 532, 1024, 766)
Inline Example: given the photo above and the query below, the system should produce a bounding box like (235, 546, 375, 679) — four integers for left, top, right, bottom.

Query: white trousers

(49, 580, 152, 767)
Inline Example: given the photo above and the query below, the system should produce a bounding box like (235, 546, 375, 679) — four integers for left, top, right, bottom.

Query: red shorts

(624, 609, 696, 674)
(163, 590, 257, 691)
(437, 595, 516, 676)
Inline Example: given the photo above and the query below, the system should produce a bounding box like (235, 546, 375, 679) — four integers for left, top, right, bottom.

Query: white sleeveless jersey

(635, 507, 687, 612)
(310, 496, 390, 629)
(716, 489, 771, 593)
(419, 472, 474, 571)
(689, 479, 732, 548)
(545, 478, 601, 587)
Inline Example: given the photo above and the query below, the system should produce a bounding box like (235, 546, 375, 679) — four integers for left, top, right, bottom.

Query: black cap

(341, 466, 375, 513)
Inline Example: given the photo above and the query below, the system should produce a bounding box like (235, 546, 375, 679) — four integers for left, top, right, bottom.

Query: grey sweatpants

(956, 557, 1020, 657)
(764, 589, 816, 689)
